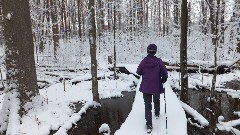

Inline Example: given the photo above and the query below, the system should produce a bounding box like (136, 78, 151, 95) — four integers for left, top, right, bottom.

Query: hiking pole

(164, 85, 168, 134)
(230, 129, 237, 135)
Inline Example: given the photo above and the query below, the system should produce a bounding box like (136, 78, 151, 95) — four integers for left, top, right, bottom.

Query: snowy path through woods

(115, 64, 187, 135)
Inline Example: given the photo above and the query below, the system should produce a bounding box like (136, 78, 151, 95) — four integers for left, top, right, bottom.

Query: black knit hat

(147, 44, 157, 54)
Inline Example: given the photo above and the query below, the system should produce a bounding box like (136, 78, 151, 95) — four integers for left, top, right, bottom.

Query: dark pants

(143, 93, 160, 127)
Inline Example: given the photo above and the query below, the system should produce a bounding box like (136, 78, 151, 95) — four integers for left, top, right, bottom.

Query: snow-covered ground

(1, 62, 240, 134)
(0, 65, 138, 135)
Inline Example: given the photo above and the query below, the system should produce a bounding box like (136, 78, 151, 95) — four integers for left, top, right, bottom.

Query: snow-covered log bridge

(115, 64, 187, 135)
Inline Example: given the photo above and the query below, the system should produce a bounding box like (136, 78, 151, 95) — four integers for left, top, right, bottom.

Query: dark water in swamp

(67, 91, 136, 135)
(186, 80, 240, 135)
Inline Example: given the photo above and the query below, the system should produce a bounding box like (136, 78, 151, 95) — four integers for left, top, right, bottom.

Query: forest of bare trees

(0, 0, 239, 119)
(0, 0, 239, 52)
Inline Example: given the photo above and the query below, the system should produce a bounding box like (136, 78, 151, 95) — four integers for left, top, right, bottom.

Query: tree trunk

(210, 0, 220, 100)
(158, 0, 162, 36)
(71, 1, 77, 37)
(188, 2, 191, 36)
(138, 0, 143, 26)
(100, 0, 105, 32)
(145, 0, 149, 27)
(113, 3, 117, 80)
(117, 1, 122, 31)
(107, 0, 112, 31)
(50, 0, 60, 57)
(129, 0, 133, 33)
(77, 0, 82, 40)
(39, 0, 47, 53)
(166, 1, 170, 34)
(82, 2, 85, 40)
(97, 0, 104, 36)
(62, 0, 67, 39)
(88, 0, 100, 102)
(209, 0, 218, 45)
(163, 0, 166, 36)
(180, 0, 188, 103)
(0, 0, 3, 43)
(133, 1, 137, 32)
(232, 0, 240, 52)
(201, 0, 207, 35)
(173, 0, 179, 27)
(46, 0, 51, 40)
(2, 0, 39, 117)
(220, 0, 225, 44)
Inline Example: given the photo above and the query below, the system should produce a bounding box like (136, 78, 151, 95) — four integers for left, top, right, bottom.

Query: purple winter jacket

(136, 55, 168, 94)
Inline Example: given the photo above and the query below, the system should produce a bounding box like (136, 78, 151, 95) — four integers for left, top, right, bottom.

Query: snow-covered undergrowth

(168, 70, 240, 91)
(0, 66, 139, 134)
(36, 32, 239, 68)
(180, 101, 209, 128)
(217, 115, 240, 134)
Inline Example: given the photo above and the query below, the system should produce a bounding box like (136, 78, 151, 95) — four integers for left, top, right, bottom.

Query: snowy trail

(115, 78, 187, 135)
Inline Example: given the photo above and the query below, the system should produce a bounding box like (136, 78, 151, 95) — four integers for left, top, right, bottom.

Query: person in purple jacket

(136, 44, 168, 133)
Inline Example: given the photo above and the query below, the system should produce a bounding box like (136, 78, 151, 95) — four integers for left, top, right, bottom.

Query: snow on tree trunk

(232, 0, 240, 53)
(2, 0, 39, 118)
(88, 0, 100, 102)
(180, 0, 189, 103)
(210, 0, 220, 99)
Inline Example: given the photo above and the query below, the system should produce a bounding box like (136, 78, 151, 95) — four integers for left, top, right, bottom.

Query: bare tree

(107, 0, 112, 31)
(113, 1, 117, 79)
(188, 2, 191, 36)
(88, 0, 100, 102)
(2, 0, 39, 117)
(207, 0, 220, 46)
(138, 0, 144, 26)
(166, 1, 170, 34)
(200, 0, 208, 35)
(77, 0, 82, 40)
(39, 0, 48, 53)
(50, 0, 60, 57)
(0, 0, 3, 43)
(180, 0, 188, 103)
(96, 0, 105, 36)
(220, 0, 225, 44)
(145, 0, 149, 28)
(158, 0, 162, 36)
(129, 0, 133, 33)
(173, 0, 179, 28)
(209, 0, 220, 99)
(232, 0, 240, 52)
(163, 0, 166, 36)
(60, 0, 68, 39)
